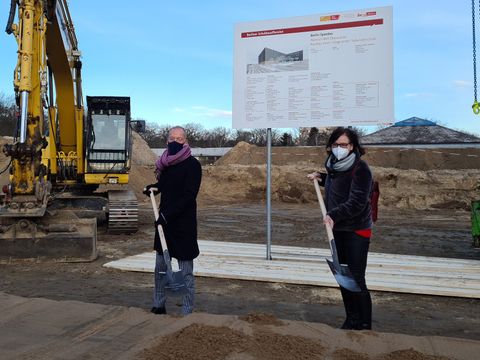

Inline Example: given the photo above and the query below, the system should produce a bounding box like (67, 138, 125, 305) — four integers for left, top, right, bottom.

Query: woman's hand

(307, 172, 321, 180)
(308, 172, 327, 186)
(323, 215, 334, 229)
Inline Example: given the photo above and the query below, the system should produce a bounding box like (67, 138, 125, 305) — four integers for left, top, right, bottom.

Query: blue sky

(0, 1, 479, 135)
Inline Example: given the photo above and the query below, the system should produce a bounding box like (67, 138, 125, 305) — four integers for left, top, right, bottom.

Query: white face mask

(332, 147, 350, 160)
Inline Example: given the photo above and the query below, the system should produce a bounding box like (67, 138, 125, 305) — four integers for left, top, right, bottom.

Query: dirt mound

(199, 163, 480, 210)
(139, 323, 326, 360)
(216, 141, 267, 165)
(2, 134, 478, 210)
(239, 312, 284, 326)
(200, 141, 480, 210)
(139, 322, 455, 360)
(217, 142, 480, 170)
(0, 136, 13, 187)
(131, 131, 158, 166)
(129, 132, 157, 199)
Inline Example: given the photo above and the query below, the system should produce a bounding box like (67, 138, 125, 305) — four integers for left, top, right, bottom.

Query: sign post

(266, 128, 272, 260)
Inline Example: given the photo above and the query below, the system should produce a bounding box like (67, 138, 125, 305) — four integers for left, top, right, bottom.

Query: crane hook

(473, 101, 480, 114)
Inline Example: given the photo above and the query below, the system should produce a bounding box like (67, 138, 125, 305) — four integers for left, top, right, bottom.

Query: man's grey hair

(169, 126, 186, 137)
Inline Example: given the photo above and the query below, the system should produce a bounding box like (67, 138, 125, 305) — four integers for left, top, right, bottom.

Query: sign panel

(233, 7, 394, 129)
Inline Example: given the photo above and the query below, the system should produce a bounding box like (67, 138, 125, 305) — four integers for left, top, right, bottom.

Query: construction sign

(233, 6, 394, 129)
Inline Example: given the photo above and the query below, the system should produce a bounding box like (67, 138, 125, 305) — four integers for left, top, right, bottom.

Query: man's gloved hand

(143, 184, 158, 196)
(155, 212, 167, 227)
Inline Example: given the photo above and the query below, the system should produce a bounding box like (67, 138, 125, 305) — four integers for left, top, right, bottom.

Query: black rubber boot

(355, 290, 372, 330)
(339, 287, 359, 330)
(151, 306, 167, 315)
(341, 317, 359, 330)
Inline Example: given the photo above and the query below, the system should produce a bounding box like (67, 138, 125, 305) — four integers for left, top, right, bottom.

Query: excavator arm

(0, 1, 139, 262)
(2, 0, 84, 216)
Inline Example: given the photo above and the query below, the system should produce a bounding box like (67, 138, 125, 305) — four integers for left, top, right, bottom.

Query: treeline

(0, 94, 16, 137)
(0, 93, 365, 147)
(139, 121, 362, 148)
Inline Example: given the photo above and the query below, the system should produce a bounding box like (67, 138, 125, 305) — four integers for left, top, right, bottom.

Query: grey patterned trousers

(153, 251, 195, 315)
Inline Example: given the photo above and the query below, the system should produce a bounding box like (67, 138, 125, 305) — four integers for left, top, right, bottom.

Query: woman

(308, 127, 373, 330)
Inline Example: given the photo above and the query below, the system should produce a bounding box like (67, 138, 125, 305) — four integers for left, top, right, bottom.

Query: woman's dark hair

(326, 127, 365, 156)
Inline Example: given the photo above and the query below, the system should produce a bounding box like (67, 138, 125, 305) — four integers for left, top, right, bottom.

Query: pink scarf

(155, 144, 192, 180)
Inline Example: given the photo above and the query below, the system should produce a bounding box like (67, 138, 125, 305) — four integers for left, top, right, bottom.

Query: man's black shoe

(340, 318, 356, 330)
(151, 306, 167, 315)
(354, 322, 372, 331)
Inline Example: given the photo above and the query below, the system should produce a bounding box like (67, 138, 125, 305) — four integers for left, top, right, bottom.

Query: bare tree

(140, 122, 171, 148)
(234, 129, 253, 144)
(0, 93, 17, 137)
(209, 126, 231, 147)
(259, 129, 282, 146)
(307, 127, 319, 146)
(278, 132, 294, 146)
(183, 123, 205, 147)
(296, 127, 310, 145)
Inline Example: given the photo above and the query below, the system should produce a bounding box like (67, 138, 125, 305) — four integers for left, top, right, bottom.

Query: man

(144, 126, 202, 315)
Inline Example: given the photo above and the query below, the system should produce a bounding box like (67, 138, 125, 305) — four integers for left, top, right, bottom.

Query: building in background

(361, 117, 480, 146)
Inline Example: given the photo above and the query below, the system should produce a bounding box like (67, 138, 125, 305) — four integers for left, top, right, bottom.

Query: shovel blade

(161, 249, 187, 293)
(158, 270, 187, 294)
(165, 269, 187, 294)
(326, 258, 361, 292)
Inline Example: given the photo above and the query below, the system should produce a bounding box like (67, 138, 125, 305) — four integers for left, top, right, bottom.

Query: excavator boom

(0, 1, 139, 262)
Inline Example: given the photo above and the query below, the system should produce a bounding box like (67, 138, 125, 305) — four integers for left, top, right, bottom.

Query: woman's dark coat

(154, 156, 202, 260)
(325, 158, 372, 231)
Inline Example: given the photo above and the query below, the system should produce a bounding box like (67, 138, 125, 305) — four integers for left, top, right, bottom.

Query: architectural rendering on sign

(258, 48, 303, 64)
(247, 47, 308, 74)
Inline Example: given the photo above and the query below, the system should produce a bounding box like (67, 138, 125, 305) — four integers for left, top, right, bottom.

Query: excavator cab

(85, 96, 132, 181)
(83, 96, 139, 234)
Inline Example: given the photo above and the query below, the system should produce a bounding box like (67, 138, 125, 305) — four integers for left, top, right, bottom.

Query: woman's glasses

(331, 142, 350, 148)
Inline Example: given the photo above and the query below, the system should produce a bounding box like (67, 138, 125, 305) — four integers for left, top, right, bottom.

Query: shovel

(313, 179, 361, 292)
(148, 188, 186, 292)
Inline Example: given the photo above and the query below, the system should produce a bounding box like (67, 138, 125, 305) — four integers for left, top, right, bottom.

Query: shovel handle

(149, 188, 169, 252)
(313, 179, 335, 242)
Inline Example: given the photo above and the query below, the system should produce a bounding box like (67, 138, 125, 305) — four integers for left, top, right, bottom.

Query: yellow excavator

(0, 0, 142, 261)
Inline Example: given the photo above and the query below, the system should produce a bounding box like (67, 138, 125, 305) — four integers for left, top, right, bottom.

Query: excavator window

(86, 96, 131, 174)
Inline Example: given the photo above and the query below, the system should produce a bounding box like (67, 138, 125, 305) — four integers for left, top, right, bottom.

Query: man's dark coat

(154, 156, 202, 260)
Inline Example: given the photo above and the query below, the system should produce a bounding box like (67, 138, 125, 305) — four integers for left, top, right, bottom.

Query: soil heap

(0, 136, 13, 188)
(1, 135, 479, 210)
(128, 132, 157, 199)
(201, 142, 480, 210)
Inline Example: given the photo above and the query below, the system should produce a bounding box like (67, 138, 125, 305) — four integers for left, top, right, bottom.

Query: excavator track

(107, 190, 138, 234)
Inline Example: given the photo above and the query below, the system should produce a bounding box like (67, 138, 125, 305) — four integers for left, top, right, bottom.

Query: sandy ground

(1, 136, 480, 358)
(3, 292, 478, 360)
(1, 203, 479, 342)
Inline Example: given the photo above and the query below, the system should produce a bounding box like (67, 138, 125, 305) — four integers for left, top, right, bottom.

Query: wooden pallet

(104, 240, 480, 298)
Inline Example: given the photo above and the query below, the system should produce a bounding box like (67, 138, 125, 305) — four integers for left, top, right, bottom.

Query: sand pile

(2, 135, 478, 210)
(215, 142, 480, 170)
(138, 314, 468, 360)
(0, 136, 13, 187)
(131, 131, 158, 166)
(215, 141, 268, 165)
(201, 164, 480, 210)
(129, 132, 158, 199)
(200, 142, 480, 210)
